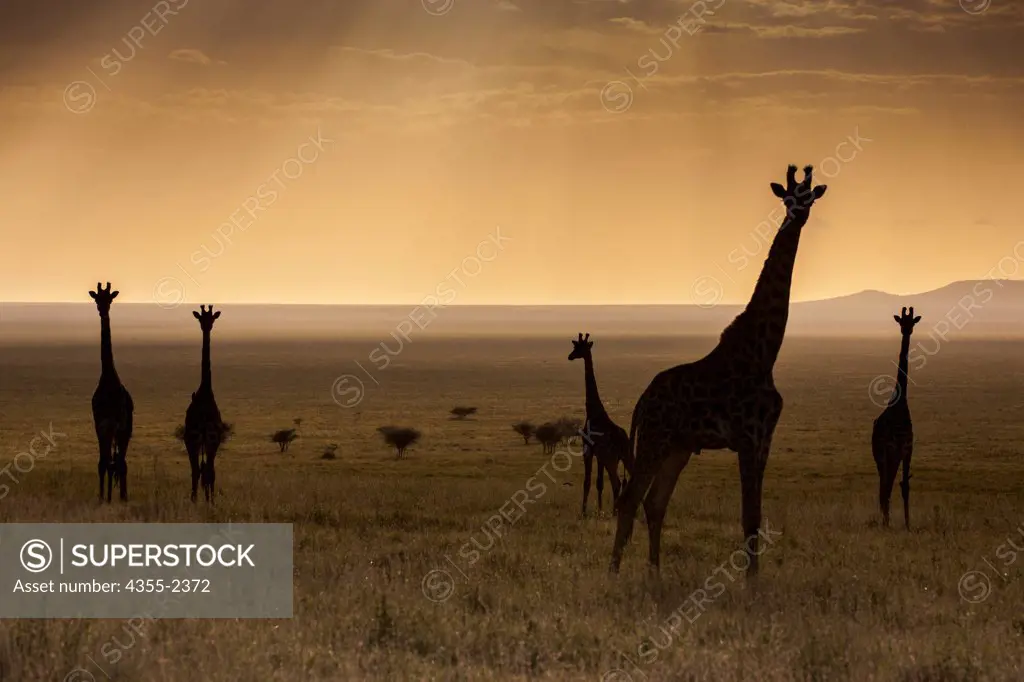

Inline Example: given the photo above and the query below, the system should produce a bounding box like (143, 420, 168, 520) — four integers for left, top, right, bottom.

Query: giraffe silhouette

(609, 164, 827, 578)
(872, 306, 920, 530)
(89, 282, 134, 503)
(184, 305, 225, 503)
(568, 333, 633, 517)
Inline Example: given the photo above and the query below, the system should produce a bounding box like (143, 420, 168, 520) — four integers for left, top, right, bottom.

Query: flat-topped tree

(89, 282, 134, 503)
(535, 423, 561, 454)
(450, 406, 478, 420)
(380, 427, 420, 458)
(610, 164, 827, 578)
(872, 307, 921, 529)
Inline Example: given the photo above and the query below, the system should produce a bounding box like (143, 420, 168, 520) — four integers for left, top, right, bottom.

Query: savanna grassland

(1, 334, 1023, 681)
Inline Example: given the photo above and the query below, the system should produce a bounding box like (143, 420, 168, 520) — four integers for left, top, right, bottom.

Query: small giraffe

(184, 305, 225, 503)
(568, 333, 633, 517)
(89, 282, 134, 503)
(610, 165, 827, 578)
(872, 306, 920, 530)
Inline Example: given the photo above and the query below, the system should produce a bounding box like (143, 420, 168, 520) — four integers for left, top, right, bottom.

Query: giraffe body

(610, 165, 826, 578)
(872, 307, 919, 529)
(568, 333, 633, 516)
(90, 282, 133, 503)
(184, 305, 225, 503)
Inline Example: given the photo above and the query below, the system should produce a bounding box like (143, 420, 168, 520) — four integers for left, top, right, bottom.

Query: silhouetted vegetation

(271, 429, 298, 452)
(450, 406, 478, 420)
(512, 421, 536, 445)
(555, 416, 583, 444)
(535, 422, 562, 454)
(379, 426, 421, 458)
(174, 422, 234, 447)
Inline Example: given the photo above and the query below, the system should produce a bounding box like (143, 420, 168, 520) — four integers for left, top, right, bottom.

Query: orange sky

(0, 0, 1022, 305)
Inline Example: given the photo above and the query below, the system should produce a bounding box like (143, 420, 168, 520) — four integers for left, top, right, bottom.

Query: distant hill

(3, 280, 1024, 342)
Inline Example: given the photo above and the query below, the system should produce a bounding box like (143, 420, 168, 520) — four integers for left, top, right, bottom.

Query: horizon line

(3, 278, 1020, 308)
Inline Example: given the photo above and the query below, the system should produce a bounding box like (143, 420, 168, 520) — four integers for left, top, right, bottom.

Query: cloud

(168, 49, 218, 66)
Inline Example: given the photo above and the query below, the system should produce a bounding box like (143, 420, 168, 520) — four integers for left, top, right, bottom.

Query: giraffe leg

(872, 440, 889, 526)
(609, 443, 661, 574)
(644, 453, 689, 572)
(596, 458, 606, 515)
(738, 448, 768, 578)
(105, 452, 115, 504)
(97, 436, 112, 502)
(208, 455, 217, 505)
(900, 446, 912, 531)
(880, 454, 899, 528)
(606, 461, 622, 516)
(115, 437, 130, 503)
(581, 447, 594, 518)
(186, 442, 201, 503)
(206, 441, 220, 504)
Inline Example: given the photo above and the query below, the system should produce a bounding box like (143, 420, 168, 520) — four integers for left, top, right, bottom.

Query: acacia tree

(379, 427, 421, 459)
(535, 423, 561, 454)
(555, 416, 583, 445)
(512, 421, 536, 445)
(174, 423, 233, 451)
(271, 429, 298, 453)
(450, 406, 478, 420)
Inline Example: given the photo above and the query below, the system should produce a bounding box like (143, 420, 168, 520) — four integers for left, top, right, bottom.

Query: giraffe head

(770, 164, 827, 223)
(193, 304, 221, 331)
(567, 332, 593, 361)
(893, 306, 921, 335)
(88, 282, 119, 316)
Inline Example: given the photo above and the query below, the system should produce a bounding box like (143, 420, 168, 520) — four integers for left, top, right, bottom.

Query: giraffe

(872, 306, 920, 530)
(609, 164, 827, 578)
(568, 333, 634, 517)
(89, 282, 134, 503)
(184, 305, 225, 503)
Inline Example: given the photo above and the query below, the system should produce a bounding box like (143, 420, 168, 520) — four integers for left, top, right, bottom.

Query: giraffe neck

(583, 355, 609, 421)
(719, 213, 806, 371)
(890, 332, 911, 407)
(199, 328, 212, 392)
(99, 313, 117, 377)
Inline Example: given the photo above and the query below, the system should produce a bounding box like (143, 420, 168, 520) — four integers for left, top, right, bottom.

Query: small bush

(450, 406, 478, 420)
(512, 421, 535, 445)
(380, 427, 421, 459)
(271, 429, 298, 453)
(174, 422, 233, 451)
(535, 423, 562, 454)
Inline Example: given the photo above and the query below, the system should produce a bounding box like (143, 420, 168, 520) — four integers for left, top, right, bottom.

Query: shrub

(174, 423, 234, 451)
(450, 406, 478, 420)
(271, 429, 298, 453)
(535, 423, 562, 454)
(380, 427, 421, 459)
(512, 421, 536, 445)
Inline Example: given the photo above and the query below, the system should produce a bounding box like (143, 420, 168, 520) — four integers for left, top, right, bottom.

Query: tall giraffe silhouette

(184, 305, 225, 503)
(609, 165, 827, 578)
(872, 306, 920, 529)
(89, 282, 134, 503)
(568, 333, 633, 516)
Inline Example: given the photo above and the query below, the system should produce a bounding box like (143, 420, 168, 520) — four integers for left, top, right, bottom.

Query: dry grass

(1, 335, 1023, 681)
